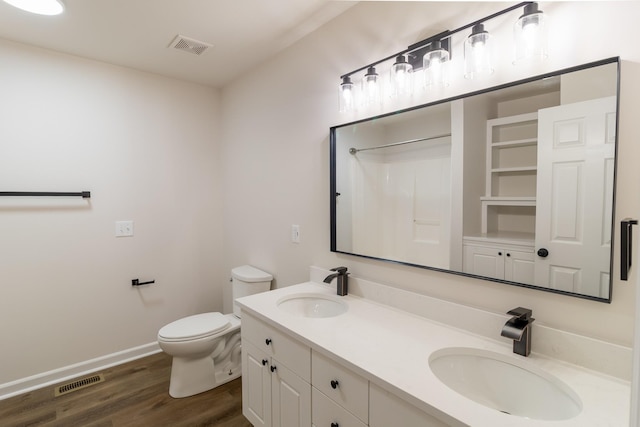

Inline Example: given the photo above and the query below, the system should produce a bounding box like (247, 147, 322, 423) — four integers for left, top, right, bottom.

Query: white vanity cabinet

(241, 312, 311, 427)
(463, 237, 534, 283)
(241, 311, 448, 427)
(311, 350, 368, 427)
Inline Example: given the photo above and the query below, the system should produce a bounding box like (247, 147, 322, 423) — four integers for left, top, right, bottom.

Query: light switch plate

(115, 221, 134, 237)
(291, 224, 300, 243)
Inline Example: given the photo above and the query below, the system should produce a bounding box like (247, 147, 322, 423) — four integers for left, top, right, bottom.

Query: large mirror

(330, 58, 619, 302)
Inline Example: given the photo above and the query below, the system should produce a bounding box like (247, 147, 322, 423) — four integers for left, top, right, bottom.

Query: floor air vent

(55, 374, 105, 396)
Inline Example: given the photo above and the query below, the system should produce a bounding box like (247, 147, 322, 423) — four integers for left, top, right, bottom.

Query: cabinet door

(243, 312, 311, 381)
(369, 384, 451, 427)
(463, 245, 505, 279)
(242, 340, 272, 427)
(271, 360, 311, 427)
(503, 249, 535, 283)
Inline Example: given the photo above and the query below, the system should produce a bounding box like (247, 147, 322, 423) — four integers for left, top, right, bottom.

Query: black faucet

(501, 307, 535, 357)
(323, 267, 349, 296)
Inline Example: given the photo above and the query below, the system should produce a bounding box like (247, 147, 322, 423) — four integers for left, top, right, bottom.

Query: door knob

(537, 248, 549, 258)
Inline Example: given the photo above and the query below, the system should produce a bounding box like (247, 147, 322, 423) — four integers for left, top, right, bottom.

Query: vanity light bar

(339, 2, 548, 112)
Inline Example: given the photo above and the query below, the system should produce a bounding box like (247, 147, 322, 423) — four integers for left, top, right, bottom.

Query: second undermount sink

(429, 347, 582, 421)
(277, 293, 348, 318)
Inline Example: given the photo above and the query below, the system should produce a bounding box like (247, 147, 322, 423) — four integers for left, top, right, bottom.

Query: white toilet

(157, 265, 272, 398)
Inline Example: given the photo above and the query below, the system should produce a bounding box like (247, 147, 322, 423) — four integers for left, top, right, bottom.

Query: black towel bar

(621, 218, 638, 281)
(0, 191, 91, 198)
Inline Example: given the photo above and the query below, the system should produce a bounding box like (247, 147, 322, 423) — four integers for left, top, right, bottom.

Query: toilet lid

(158, 312, 231, 341)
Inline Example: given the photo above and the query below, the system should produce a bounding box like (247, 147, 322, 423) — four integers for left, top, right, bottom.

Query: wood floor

(0, 352, 252, 427)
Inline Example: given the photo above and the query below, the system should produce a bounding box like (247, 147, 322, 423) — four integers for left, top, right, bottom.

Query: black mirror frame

(330, 57, 620, 303)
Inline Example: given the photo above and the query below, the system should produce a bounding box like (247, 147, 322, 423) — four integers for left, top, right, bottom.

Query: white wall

(0, 39, 224, 384)
(3, 0, 640, 392)
(220, 1, 640, 348)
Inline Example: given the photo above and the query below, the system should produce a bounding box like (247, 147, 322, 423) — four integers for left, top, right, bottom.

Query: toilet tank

(231, 265, 273, 317)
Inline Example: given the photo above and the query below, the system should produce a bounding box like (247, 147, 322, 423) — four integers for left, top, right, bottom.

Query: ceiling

(0, 0, 356, 88)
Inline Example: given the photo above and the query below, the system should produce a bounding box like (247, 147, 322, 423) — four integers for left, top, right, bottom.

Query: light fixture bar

(340, 2, 531, 79)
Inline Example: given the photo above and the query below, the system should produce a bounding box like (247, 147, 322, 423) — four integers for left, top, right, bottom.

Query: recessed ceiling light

(3, 0, 64, 15)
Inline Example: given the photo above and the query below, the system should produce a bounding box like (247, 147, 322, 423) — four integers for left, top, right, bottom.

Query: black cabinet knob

(262, 359, 268, 366)
(498, 251, 502, 256)
(265, 338, 272, 345)
(537, 248, 549, 258)
(330, 380, 339, 389)
(270, 365, 277, 373)
(331, 423, 339, 427)
(506, 253, 511, 257)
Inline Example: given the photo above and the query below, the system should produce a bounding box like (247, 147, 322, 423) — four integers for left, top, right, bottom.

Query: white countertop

(236, 281, 630, 427)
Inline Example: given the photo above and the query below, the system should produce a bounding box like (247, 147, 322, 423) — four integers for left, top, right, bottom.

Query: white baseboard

(0, 342, 161, 400)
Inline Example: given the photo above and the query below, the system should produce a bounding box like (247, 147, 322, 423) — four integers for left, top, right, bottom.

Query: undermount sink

(277, 293, 348, 318)
(429, 347, 582, 421)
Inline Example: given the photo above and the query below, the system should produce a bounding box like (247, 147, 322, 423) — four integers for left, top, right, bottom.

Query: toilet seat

(158, 312, 230, 342)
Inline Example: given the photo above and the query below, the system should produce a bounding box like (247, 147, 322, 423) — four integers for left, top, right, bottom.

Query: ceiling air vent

(169, 34, 212, 56)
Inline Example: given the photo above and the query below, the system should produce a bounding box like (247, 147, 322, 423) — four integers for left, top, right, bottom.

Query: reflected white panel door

(535, 96, 616, 297)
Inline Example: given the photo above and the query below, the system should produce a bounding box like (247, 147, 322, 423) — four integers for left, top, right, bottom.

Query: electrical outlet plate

(115, 221, 134, 237)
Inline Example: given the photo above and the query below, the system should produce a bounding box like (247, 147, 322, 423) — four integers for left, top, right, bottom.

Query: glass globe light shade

(390, 55, 414, 98)
(464, 23, 494, 79)
(361, 66, 380, 106)
(423, 41, 450, 88)
(339, 76, 355, 113)
(514, 2, 548, 64)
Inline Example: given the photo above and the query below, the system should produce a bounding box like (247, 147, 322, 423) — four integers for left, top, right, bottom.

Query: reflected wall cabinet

(463, 237, 534, 283)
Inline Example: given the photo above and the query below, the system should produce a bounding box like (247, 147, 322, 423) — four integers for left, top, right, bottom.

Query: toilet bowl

(157, 265, 272, 398)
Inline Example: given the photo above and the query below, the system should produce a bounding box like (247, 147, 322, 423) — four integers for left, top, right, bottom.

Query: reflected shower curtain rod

(0, 191, 91, 198)
(349, 133, 452, 154)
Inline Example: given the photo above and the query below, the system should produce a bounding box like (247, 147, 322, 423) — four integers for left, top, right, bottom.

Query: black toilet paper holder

(132, 279, 155, 287)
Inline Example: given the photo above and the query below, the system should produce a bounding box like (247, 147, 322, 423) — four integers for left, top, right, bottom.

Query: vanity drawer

(312, 387, 367, 427)
(312, 350, 368, 423)
(242, 312, 310, 381)
(369, 383, 450, 427)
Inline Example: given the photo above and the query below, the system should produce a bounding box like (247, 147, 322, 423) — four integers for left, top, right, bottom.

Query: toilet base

(168, 354, 241, 398)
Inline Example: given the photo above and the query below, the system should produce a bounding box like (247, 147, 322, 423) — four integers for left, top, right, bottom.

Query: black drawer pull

(265, 338, 272, 345)
(330, 380, 339, 389)
(270, 365, 277, 373)
(262, 359, 268, 366)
